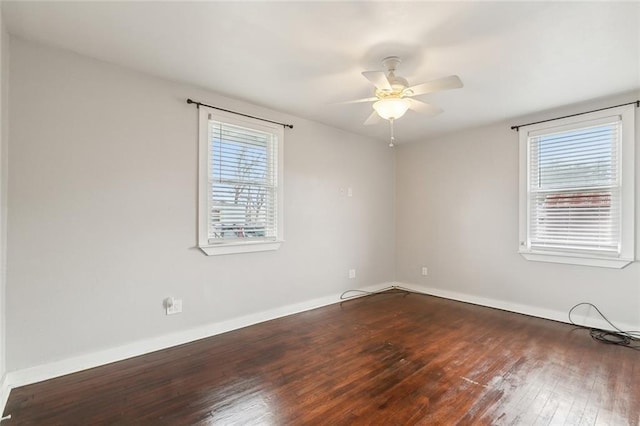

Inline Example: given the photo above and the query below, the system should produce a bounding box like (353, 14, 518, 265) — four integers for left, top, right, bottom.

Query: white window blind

(207, 118, 279, 244)
(528, 119, 620, 255)
(518, 103, 635, 268)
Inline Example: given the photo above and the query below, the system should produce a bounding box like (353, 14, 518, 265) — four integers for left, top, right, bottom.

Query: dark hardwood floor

(4, 290, 640, 425)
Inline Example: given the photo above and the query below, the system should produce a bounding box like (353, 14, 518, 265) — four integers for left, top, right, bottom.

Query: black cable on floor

(568, 302, 640, 350)
(340, 285, 425, 301)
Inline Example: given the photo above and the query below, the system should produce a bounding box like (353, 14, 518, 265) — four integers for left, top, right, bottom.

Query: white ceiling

(3, 1, 639, 144)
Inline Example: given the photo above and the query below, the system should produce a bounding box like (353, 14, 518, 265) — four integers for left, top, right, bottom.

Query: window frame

(198, 106, 284, 256)
(518, 104, 635, 269)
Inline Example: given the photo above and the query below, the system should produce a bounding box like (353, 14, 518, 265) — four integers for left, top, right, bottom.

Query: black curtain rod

(511, 100, 639, 131)
(186, 98, 294, 129)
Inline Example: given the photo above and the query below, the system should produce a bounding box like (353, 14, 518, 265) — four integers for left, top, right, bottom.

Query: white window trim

(198, 106, 284, 256)
(518, 104, 635, 269)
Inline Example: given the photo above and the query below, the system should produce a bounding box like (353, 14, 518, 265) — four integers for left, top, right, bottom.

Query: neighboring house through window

(518, 104, 635, 268)
(198, 106, 284, 256)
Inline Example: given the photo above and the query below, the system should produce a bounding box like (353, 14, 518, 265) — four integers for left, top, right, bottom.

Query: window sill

(519, 250, 633, 269)
(199, 240, 282, 256)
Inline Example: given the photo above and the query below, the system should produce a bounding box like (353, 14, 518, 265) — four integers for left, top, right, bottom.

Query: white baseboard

(393, 281, 640, 333)
(0, 373, 9, 418)
(3, 282, 395, 397)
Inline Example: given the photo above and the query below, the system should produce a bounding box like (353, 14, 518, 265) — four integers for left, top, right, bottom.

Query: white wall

(0, 8, 7, 388)
(395, 93, 640, 329)
(6, 38, 395, 371)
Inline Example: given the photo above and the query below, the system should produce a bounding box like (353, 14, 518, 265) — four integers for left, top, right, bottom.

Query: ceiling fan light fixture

(373, 98, 411, 120)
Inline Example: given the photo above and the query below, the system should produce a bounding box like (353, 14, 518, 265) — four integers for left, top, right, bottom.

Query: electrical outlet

(421, 267, 428, 276)
(349, 269, 356, 279)
(166, 298, 183, 315)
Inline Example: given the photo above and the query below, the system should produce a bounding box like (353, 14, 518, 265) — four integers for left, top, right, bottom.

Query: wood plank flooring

(4, 290, 640, 425)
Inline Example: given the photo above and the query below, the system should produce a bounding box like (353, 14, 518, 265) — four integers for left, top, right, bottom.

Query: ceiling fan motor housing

(378, 56, 409, 96)
(375, 76, 408, 98)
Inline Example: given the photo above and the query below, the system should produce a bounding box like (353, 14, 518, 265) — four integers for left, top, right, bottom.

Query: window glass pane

(531, 123, 617, 190)
(208, 121, 277, 243)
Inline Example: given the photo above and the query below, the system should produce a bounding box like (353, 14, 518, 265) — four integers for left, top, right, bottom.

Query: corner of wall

(0, 4, 9, 417)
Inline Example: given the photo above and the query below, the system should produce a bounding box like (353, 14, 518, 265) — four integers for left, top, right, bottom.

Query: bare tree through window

(209, 122, 276, 242)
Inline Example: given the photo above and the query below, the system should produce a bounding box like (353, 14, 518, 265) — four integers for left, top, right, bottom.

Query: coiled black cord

(568, 302, 640, 350)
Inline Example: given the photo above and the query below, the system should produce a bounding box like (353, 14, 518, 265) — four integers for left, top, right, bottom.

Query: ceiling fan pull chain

(389, 118, 395, 147)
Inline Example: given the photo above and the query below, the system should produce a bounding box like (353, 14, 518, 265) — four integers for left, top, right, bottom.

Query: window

(198, 107, 284, 255)
(518, 104, 635, 268)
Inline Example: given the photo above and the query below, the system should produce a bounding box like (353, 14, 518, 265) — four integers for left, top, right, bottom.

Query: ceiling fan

(343, 56, 463, 128)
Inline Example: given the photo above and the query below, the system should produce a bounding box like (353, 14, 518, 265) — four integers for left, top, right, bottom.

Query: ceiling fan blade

(334, 97, 378, 105)
(364, 110, 381, 126)
(407, 75, 463, 97)
(362, 71, 392, 91)
(408, 99, 443, 116)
